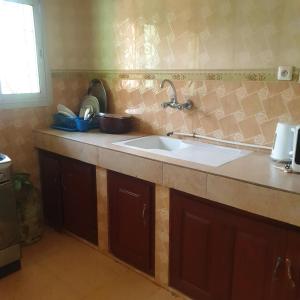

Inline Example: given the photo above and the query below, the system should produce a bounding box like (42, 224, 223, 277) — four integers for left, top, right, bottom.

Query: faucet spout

(160, 79, 177, 103)
(160, 79, 193, 111)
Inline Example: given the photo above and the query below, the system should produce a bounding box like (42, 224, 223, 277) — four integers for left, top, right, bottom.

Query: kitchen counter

(34, 128, 300, 195)
(34, 128, 300, 227)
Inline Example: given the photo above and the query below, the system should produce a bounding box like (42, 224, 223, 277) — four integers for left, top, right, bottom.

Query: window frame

(0, 0, 51, 109)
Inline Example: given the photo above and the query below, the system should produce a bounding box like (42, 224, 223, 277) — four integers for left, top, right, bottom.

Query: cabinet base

(0, 260, 21, 278)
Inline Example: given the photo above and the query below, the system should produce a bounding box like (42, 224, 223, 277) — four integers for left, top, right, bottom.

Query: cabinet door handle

(119, 188, 140, 198)
(272, 257, 282, 281)
(142, 203, 147, 226)
(286, 258, 296, 289)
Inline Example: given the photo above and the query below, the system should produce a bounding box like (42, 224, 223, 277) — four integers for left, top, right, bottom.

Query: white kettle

(271, 122, 295, 162)
(291, 125, 300, 172)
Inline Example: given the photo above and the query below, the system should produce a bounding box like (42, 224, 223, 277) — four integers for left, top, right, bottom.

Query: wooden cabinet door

(61, 157, 98, 245)
(283, 231, 300, 300)
(230, 214, 286, 300)
(170, 190, 235, 300)
(108, 171, 155, 275)
(170, 190, 286, 300)
(39, 150, 63, 230)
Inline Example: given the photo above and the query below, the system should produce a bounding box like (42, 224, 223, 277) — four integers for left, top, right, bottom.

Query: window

(0, 0, 50, 108)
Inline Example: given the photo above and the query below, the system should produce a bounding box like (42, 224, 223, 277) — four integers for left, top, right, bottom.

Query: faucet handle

(182, 100, 193, 110)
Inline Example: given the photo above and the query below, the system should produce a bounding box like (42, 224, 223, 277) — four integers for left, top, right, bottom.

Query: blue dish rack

(51, 113, 98, 132)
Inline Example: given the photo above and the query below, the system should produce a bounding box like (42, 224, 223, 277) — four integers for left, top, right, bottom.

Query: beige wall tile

(223, 82, 242, 94)
(238, 116, 261, 139)
(219, 115, 239, 136)
(262, 95, 287, 119)
(287, 97, 300, 119)
(267, 82, 290, 96)
(200, 92, 220, 113)
(163, 164, 207, 198)
(200, 114, 219, 134)
(260, 118, 279, 144)
(243, 82, 265, 94)
(292, 84, 300, 96)
(220, 94, 241, 115)
(241, 94, 263, 116)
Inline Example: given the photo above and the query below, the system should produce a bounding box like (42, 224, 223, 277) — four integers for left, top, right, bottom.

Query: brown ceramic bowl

(97, 113, 133, 134)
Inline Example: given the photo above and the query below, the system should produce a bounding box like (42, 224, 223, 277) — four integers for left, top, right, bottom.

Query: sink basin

(113, 136, 251, 167)
(121, 136, 191, 151)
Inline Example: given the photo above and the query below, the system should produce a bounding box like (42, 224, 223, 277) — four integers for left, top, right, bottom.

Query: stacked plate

(79, 95, 100, 118)
(57, 104, 77, 118)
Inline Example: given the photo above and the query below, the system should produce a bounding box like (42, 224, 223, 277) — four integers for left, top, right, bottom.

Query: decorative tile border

(52, 69, 300, 82)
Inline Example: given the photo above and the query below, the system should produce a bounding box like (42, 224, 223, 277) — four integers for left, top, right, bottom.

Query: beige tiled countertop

(34, 128, 300, 227)
(34, 128, 300, 196)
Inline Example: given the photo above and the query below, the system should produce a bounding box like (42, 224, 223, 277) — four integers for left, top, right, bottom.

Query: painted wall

(94, 0, 300, 70)
(44, 0, 96, 70)
(44, 0, 300, 70)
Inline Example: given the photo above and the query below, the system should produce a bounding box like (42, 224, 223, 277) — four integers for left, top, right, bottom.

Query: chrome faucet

(160, 79, 193, 110)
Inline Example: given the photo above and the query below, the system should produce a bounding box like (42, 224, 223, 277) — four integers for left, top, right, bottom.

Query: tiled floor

(0, 230, 180, 300)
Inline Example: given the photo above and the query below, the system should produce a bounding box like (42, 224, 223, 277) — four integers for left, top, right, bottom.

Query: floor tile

(1, 229, 184, 300)
(0, 262, 82, 300)
(149, 288, 182, 300)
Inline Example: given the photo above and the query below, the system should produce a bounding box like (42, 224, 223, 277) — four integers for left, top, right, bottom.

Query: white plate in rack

(79, 95, 100, 117)
(57, 104, 77, 118)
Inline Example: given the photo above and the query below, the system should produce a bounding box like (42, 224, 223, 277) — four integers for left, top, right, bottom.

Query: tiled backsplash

(107, 77, 300, 146)
(1, 70, 300, 184)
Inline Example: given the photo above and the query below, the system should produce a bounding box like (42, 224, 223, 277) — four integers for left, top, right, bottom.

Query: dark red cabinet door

(108, 171, 155, 275)
(283, 231, 300, 300)
(170, 190, 234, 300)
(230, 214, 285, 300)
(170, 190, 285, 300)
(61, 157, 98, 245)
(39, 150, 63, 230)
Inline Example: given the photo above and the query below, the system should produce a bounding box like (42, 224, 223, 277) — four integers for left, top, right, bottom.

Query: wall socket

(277, 66, 293, 81)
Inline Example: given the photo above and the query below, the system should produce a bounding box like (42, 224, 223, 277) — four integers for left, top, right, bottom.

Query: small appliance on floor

(0, 153, 21, 278)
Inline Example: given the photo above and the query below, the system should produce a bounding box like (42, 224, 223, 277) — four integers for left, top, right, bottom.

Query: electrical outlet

(277, 66, 293, 81)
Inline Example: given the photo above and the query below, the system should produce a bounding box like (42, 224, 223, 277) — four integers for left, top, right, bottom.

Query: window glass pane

(0, 0, 40, 94)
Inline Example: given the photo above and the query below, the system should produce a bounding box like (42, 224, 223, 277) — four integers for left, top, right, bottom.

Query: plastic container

(52, 113, 77, 131)
(75, 117, 90, 132)
(52, 113, 97, 132)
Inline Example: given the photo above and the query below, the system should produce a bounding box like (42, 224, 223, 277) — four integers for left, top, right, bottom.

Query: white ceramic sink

(113, 136, 251, 167)
(120, 136, 191, 151)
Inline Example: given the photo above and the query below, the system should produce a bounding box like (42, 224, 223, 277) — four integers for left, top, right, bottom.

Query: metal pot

(97, 113, 133, 134)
